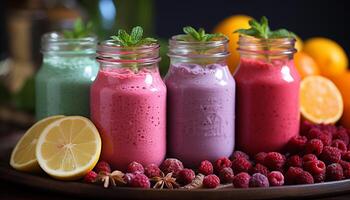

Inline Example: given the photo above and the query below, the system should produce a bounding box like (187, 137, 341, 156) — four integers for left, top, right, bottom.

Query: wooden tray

(1, 132, 350, 200)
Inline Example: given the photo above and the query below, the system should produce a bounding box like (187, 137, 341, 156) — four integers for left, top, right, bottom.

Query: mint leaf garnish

(181, 26, 226, 42)
(110, 26, 157, 47)
(234, 16, 296, 39)
(63, 18, 94, 39)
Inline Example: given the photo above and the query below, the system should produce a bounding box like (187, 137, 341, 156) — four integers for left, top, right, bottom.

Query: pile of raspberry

(84, 121, 350, 189)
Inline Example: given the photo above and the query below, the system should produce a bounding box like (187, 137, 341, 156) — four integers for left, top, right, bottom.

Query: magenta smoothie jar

(90, 41, 166, 170)
(235, 35, 300, 156)
(165, 35, 235, 167)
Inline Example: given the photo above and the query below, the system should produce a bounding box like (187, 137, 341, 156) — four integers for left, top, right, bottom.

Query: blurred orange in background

(213, 15, 252, 74)
(294, 51, 320, 79)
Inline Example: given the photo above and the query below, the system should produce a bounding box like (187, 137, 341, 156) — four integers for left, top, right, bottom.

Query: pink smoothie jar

(235, 35, 300, 156)
(165, 35, 235, 167)
(90, 41, 166, 170)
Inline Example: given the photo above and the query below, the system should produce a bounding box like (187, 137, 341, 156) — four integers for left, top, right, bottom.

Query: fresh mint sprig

(110, 26, 157, 47)
(181, 26, 226, 42)
(234, 16, 296, 39)
(63, 18, 94, 39)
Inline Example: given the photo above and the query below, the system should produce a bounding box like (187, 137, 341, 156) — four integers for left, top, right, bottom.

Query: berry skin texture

(254, 152, 267, 164)
(285, 167, 303, 184)
(94, 161, 111, 174)
(342, 151, 350, 162)
(303, 160, 326, 175)
(127, 161, 144, 174)
(333, 127, 349, 145)
(264, 152, 286, 171)
(177, 169, 195, 185)
(295, 171, 314, 184)
(231, 157, 252, 174)
(123, 173, 135, 185)
(214, 157, 232, 172)
(144, 164, 162, 178)
(303, 154, 318, 164)
(231, 151, 250, 161)
(198, 160, 214, 175)
(219, 167, 234, 183)
(339, 160, 350, 179)
(249, 163, 269, 177)
(307, 128, 332, 146)
(249, 173, 269, 187)
(313, 172, 326, 183)
(84, 171, 98, 183)
(305, 139, 324, 156)
(286, 155, 303, 168)
(203, 174, 220, 188)
(326, 163, 344, 181)
(232, 172, 251, 188)
(160, 158, 184, 177)
(320, 146, 342, 165)
(331, 139, 347, 152)
(130, 173, 150, 188)
(268, 171, 285, 186)
(287, 135, 308, 153)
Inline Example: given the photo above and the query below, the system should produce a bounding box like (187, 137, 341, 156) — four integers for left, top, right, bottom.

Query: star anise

(96, 170, 126, 188)
(151, 172, 180, 189)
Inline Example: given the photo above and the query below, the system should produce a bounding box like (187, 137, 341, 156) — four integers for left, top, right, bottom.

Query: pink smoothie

(90, 67, 166, 170)
(235, 58, 300, 156)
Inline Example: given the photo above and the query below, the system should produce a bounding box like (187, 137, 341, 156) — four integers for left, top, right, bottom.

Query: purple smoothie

(165, 63, 235, 167)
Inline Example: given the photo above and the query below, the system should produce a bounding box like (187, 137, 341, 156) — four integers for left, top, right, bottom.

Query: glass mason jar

(35, 32, 98, 120)
(91, 41, 166, 170)
(165, 35, 235, 167)
(235, 35, 300, 156)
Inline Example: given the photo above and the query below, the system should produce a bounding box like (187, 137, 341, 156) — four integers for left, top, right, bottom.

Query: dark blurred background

(0, 0, 348, 131)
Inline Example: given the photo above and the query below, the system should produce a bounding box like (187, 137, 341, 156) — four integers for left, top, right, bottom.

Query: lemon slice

(10, 115, 64, 172)
(35, 116, 101, 180)
(300, 75, 343, 124)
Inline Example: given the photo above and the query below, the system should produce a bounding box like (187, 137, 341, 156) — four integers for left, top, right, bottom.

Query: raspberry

(198, 160, 213, 175)
(144, 164, 162, 178)
(300, 120, 316, 135)
(160, 158, 184, 177)
(286, 155, 302, 168)
(286, 135, 307, 153)
(305, 139, 324, 156)
(342, 151, 350, 162)
(232, 172, 251, 188)
(249, 173, 269, 187)
(123, 173, 135, 185)
(231, 151, 250, 161)
(219, 167, 234, 183)
(177, 169, 195, 185)
(303, 160, 326, 175)
(254, 152, 267, 164)
(264, 152, 286, 171)
(331, 139, 347, 152)
(94, 161, 111, 174)
(319, 124, 337, 135)
(203, 174, 220, 188)
(313, 173, 326, 183)
(231, 157, 252, 174)
(307, 128, 332, 146)
(249, 163, 269, 176)
(295, 171, 314, 184)
(326, 163, 344, 181)
(333, 127, 349, 145)
(320, 146, 342, 165)
(339, 160, 350, 179)
(84, 171, 98, 183)
(130, 173, 150, 188)
(214, 157, 232, 172)
(267, 171, 284, 186)
(285, 167, 303, 184)
(302, 154, 318, 164)
(127, 161, 144, 174)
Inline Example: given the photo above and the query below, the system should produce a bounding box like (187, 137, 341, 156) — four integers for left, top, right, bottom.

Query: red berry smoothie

(91, 67, 166, 170)
(235, 58, 300, 155)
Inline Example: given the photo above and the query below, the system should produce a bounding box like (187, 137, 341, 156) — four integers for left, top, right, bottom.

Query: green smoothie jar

(35, 32, 98, 120)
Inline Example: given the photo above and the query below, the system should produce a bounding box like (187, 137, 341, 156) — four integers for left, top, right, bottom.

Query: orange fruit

(213, 15, 252, 74)
(295, 35, 303, 52)
(300, 75, 343, 124)
(294, 51, 320, 79)
(329, 71, 350, 129)
(303, 37, 348, 77)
